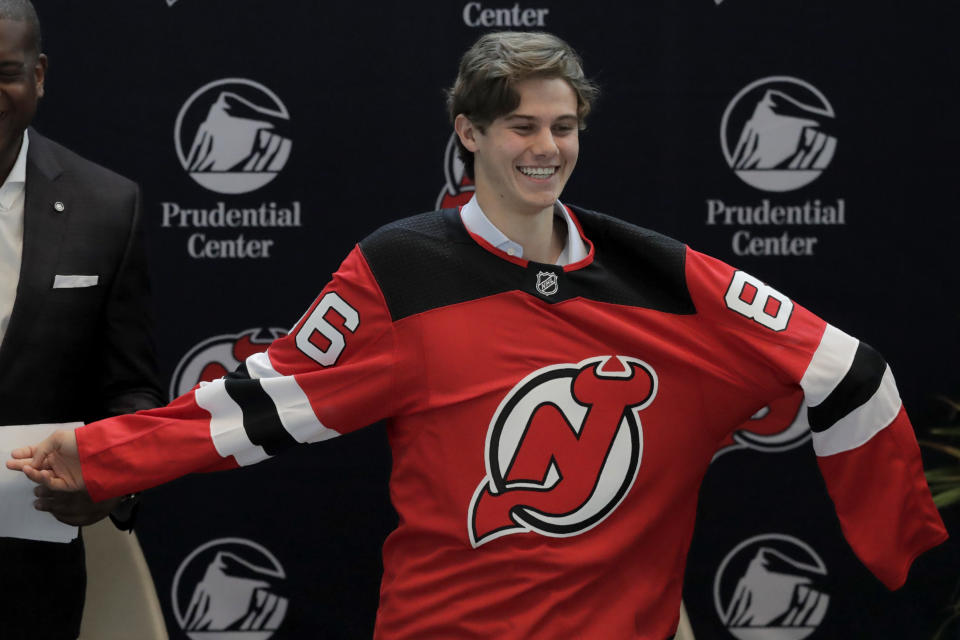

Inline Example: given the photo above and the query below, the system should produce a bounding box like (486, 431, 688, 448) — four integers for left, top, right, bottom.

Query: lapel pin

(53, 201, 65, 212)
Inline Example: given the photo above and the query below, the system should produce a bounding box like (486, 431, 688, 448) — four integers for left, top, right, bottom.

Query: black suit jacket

(0, 129, 162, 637)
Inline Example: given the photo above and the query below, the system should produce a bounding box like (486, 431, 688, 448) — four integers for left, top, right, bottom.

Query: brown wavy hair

(447, 31, 599, 180)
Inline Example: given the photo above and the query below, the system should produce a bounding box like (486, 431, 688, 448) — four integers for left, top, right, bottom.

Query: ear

(34, 54, 47, 99)
(454, 114, 481, 153)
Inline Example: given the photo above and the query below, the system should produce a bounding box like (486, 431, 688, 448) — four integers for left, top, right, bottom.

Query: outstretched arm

(6, 429, 84, 492)
(8, 245, 407, 502)
(685, 247, 947, 589)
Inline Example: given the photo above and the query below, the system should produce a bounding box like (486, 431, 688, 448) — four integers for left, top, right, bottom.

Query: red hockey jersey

(77, 206, 947, 639)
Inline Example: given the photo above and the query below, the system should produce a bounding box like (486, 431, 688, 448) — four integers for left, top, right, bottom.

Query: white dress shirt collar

(459, 195, 587, 266)
(0, 129, 30, 347)
(0, 129, 28, 211)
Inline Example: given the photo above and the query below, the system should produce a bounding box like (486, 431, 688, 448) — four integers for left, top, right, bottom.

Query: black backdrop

(32, 1, 960, 638)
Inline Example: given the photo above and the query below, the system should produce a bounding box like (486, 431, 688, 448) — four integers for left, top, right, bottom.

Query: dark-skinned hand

(32, 485, 121, 527)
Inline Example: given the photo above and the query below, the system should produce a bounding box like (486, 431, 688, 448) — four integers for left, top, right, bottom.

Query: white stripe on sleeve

(799, 324, 859, 407)
(245, 350, 282, 379)
(195, 378, 271, 466)
(260, 376, 340, 444)
(245, 350, 341, 444)
(811, 366, 903, 457)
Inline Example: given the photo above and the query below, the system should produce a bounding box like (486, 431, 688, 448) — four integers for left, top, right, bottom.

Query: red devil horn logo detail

(469, 356, 657, 547)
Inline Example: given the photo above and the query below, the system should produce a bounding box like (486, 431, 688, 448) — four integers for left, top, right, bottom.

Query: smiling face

(0, 18, 43, 174)
(456, 76, 580, 221)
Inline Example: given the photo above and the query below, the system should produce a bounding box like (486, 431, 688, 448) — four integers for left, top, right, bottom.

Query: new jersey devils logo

(469, 356, 657, 547)
(436, 132, 475, 209)
(169, 328, 286, 400)
(712, 390, 809, 461)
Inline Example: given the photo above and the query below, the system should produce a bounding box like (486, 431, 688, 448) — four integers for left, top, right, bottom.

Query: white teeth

(518, 166, 556, 177)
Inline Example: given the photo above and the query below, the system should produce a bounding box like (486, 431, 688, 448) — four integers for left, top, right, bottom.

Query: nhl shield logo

(536, 271, 559, 296)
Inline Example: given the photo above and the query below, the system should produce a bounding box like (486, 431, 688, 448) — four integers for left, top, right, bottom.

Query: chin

(523, 192, 560, 209)
(517, 201, 557, 216)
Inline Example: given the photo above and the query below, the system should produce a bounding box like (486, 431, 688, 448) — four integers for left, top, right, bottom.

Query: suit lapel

(0, 131, 66, 365)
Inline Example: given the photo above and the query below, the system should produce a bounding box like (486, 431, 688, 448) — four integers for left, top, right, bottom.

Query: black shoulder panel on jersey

(359, 210, 523, 321)
(568, 205, 694, 315)
(807, 341, 887, 433)
(359, 207, 695, 322)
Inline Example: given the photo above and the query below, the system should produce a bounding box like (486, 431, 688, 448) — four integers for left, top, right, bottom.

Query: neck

(475, 193, 565, 264)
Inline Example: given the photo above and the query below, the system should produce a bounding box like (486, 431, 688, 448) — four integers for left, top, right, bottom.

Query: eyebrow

(505, 114, 578, 122)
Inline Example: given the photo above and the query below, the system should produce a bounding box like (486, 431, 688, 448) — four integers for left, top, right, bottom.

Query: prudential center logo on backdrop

(172, 537, 288, 639)
(707, 76, 845, 257)
(714, 533, 830, 638)
(174, 78, 292, 195)
(720, 76, 836, 193)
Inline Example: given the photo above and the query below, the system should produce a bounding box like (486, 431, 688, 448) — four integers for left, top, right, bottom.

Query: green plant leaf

(932, 486, 960, 509)
(930, 427, 960, 438)
(926, 467, 960, 482)
(937, 395, 960, 413)
(933, 609, 960, 640)
(927, 484, 960, 493)
(930, 485, 960, 496)
(930, 483, 960, 492)
(919, 440, 960, 460)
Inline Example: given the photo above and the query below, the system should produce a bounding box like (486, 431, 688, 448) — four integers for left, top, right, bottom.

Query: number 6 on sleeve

(295, 292, 360, 366)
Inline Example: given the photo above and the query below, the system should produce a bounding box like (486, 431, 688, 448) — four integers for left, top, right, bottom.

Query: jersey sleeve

(78, 245, 408, 501)
(684, 247, 947, 590)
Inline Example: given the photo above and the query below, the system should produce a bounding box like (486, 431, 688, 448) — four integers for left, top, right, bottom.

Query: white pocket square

(53, 275, 99, 289)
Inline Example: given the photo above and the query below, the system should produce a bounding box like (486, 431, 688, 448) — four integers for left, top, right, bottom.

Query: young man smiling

(454, 74, 582, 263)
(9, 31, 946, 639)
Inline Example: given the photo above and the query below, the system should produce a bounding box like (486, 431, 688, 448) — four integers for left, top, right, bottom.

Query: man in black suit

(0, 1, 162, 637)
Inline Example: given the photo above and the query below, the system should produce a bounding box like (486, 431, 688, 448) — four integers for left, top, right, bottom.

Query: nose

(530, 126, 559, 157)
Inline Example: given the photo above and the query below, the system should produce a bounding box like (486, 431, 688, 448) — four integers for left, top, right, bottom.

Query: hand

(32, 486, 120, 526)
(6, 429, 85, 492)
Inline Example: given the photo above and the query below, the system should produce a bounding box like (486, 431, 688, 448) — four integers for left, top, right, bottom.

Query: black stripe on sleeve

(807, 341, 887, 434)
(224, 364, 298, 455)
